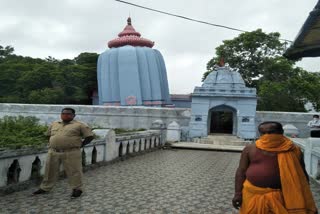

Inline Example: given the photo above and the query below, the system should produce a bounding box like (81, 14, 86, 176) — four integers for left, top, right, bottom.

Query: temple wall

(0, 103, 316, 138)
(256, 111, 315, 138)
(0, 103, 191, 130)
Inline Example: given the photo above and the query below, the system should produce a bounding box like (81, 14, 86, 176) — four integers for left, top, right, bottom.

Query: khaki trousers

(40, 149, 83, 191)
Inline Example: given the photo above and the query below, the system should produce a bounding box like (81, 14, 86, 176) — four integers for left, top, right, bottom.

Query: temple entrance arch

(208, 105, 237, 135)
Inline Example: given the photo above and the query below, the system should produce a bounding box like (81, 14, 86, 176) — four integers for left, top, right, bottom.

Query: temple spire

(108, 17, 154, 48)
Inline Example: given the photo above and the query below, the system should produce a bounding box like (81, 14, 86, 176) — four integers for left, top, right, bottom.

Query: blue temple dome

(97, 17, 171, 106)
(193, 65, 256, 97)
(202, 66, 246, 89)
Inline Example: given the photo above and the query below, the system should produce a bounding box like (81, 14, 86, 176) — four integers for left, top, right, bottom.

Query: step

(193, 135, 253, 146)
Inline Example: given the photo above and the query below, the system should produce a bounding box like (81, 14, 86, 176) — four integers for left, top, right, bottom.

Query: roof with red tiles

(108, 17, 154, 48)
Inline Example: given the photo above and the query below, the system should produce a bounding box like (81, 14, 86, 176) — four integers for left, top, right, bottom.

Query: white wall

(256, 111, 316, 138)
(0, 103, 316, 138)
(0, 103, 191, 129)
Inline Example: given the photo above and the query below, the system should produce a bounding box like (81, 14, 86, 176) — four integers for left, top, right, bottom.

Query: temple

(97, 17, 171, 106)
(189, 65, 257, 139)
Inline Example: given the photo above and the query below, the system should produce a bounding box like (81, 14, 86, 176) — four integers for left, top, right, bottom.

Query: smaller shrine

(189, 65, 257, 139)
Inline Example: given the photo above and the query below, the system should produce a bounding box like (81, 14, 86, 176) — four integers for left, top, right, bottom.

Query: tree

(45, 56, 59, 64)
(203, 29, 320, 112)
(28, 88, 65, 104)
(257, 80, 306, 112)
(294, 71, 320, 112)
(17, 64, 56, 95)
(0, 45, 14, 58)
(203, 29, 286, 87)
(75, 52, 98, 65)
(0, 44, 99, 105)
(0, 52, 48, 102)
(73, 52, 99, 104)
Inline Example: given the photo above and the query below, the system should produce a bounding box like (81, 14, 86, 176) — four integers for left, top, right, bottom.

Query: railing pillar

(304, 138, 313, 175)
(151, 120, 166, 145)
(309, 138, 320, 177)
(166, 121, 181, 142)
(92, 129, 116, 162)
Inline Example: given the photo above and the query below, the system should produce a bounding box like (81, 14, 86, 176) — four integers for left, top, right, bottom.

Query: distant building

(97, 17, 171, 106)
(170, 94, 192, 108)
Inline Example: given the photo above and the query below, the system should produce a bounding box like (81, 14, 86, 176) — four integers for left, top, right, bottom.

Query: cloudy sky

(1, 0, 319, 94)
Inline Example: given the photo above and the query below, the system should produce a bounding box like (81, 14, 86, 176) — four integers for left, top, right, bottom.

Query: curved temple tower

(97, 17, 171, 106)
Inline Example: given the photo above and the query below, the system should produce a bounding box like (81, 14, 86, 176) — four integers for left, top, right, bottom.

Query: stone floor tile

(0, 150, 319, 213)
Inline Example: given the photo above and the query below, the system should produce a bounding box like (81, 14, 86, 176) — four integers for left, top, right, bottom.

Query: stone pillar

(151, 119, 166, 145)
(92, 129, 116, 162)
(310, 138, 320, 177)
(304, 137, 320, 176)
(166, 121, 181, 142)
(283, 124, 299, 138)
(304, 138, 312, 175)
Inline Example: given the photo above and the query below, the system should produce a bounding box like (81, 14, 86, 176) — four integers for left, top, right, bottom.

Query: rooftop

(284, 0, 320, 59)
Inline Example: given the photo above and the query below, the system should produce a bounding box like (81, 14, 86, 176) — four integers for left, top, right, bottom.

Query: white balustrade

(0, 129, 162, 189)
(292, 137, 320, 180)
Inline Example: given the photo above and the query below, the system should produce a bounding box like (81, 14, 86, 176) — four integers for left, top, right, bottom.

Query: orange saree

(240, 134, 317, 214)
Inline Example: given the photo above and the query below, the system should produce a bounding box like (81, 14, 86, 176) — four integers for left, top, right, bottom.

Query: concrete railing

(0, 140, 107, 188)
(114, 130, 162, 160)
(0, 130, 162, 189)
(292, 137, 320, 180)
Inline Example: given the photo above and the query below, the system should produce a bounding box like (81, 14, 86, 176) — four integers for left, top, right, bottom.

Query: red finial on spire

(108, 17, 154, 48)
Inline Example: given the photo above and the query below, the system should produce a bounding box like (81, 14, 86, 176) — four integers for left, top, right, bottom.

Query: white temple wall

(0, 103, 317, 138)
(0, 104, 191, 130)
(189, 97, 257, 139)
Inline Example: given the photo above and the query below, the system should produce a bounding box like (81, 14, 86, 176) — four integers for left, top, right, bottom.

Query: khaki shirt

(46, 120, 93, 149)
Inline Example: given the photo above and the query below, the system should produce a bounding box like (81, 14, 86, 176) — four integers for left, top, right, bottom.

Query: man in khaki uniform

(32, 107, 94, 198)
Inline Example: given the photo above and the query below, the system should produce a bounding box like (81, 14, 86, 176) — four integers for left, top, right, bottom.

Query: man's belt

(50, 147, 80, 153)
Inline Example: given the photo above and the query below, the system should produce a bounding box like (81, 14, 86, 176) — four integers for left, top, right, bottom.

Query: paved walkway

(1, 149, 320, 213)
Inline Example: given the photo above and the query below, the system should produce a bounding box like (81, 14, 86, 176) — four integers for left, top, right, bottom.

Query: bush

(0, 116, 48, 149)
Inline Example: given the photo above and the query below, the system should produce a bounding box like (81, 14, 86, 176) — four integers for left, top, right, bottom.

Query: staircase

(193, 134, 253, 146)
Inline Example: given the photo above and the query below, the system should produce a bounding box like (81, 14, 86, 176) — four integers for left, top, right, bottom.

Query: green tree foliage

(0, 46, 98, 104)
(203, 29, 320, 112)
(0, 45, 14, 58)
(28, 88, 65, 104)
(203, 29, 286, 86)
(0, 116, 48, 149)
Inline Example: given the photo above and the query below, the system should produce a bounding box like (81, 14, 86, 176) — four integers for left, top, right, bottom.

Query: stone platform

(194, 134, 252, 146)
(170, 142, 244, 152)
(171, 134, 249, 152)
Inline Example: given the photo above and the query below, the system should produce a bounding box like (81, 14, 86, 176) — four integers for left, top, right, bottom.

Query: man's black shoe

(71, 189, 82, 198)
(32, 189, 48, 195)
